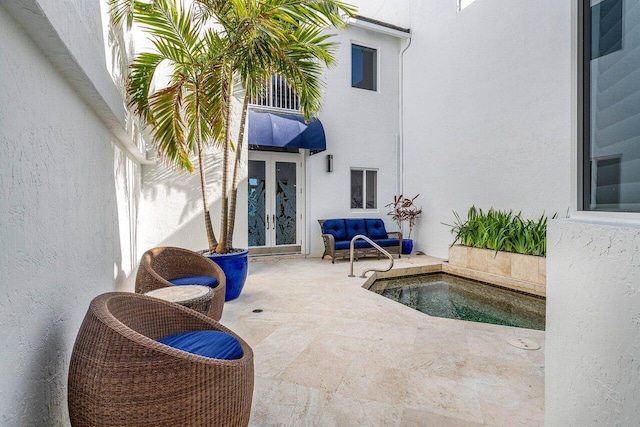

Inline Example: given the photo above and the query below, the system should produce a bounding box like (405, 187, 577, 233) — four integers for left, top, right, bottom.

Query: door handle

(272, 214, 276, 229)
(266, 215, 270, 230)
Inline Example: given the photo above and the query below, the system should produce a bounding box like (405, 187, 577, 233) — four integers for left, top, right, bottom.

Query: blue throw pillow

(365, 219, 388, 240)
(158, 330, 243, 360)
(345, 219, 366, 240)
(168, 275, 219, 288)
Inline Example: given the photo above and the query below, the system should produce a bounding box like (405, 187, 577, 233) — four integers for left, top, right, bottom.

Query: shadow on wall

(114, 145, 141, 291)
(23, 316, 68, 425)
(142, 174, 250, 254)
(142, 149, 224, 223)
(137, 147, 248, 255)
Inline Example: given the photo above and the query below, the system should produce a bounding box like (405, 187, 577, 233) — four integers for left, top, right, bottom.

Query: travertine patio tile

(220, 256, 545, 426)
(337, 360, 409, 405)
(279, 334, 371, 391)
(466, 330, 532, 361)
(327, 317, 418, 345)
(248, 377, 332, 427)
(408, 349, 470, 379)
(414, 324, 471, 355)
(359, 336, 416, 366)
(316, 393, 403, 427)
(227, 319, 284, 347)
(252, 325, 320, 379)
(476, 383, 544, 427)
(401, 408, 484, 427)
(468, 355, 543, 390)
(404, 374, 484, 423)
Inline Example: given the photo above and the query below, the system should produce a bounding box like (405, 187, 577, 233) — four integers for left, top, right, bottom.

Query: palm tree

(110, 0, 227, 252)
(111, 0, 355, 254)
(194, 0, 356, 253)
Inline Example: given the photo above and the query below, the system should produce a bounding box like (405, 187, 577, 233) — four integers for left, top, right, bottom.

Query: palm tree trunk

(216, 72, 233, 254)
(226, 95, 250, 249)
(195, 92, 218, 252)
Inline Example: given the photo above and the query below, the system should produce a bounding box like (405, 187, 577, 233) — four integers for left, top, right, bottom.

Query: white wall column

(546, 219, 640, 425)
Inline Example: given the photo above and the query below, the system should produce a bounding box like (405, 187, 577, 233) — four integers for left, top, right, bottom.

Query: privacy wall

(0, 2, 141, 425)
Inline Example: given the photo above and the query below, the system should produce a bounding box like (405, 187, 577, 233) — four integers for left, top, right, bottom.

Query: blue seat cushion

(158, 330, 243, 360)
(365, 219, 388, 240)
(335, 239, 399, 250)
(322, 219, 347, 241)
(372, 238, 401, 248)
(335, 239, 373, 250)
(168, 275, 219, 288)
(345, 219, 367, 240)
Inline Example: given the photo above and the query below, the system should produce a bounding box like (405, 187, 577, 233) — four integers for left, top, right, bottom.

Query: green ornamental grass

(446, 206, 555, 257)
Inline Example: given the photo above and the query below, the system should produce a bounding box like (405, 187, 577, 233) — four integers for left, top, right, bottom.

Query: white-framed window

(351, 44, 377, 91)
(351, 168, 378, 210)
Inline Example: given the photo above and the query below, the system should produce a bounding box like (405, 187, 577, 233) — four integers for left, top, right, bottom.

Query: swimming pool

(369, 273, 545, 330)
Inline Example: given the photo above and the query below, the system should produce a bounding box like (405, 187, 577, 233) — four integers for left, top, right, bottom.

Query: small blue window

(352, 44, 377, 91)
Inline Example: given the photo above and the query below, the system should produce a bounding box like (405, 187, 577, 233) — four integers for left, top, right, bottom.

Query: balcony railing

(250, 75, 300, 112)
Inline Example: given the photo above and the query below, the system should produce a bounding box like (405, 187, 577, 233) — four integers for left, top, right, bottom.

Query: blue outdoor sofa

(318, 219, 402, 263)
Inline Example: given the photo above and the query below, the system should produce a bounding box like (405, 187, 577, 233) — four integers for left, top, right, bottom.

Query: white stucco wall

(546, 219, 640, 426)
(402, 0, 572, 258)
(0, 2, 140, 425)
(349, 0, 411, 29)
(306, 24, 403, 256)
(137, 147, 249, 257)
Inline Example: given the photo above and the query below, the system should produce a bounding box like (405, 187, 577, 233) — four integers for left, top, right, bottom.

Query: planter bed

(446, 245, 546, 297)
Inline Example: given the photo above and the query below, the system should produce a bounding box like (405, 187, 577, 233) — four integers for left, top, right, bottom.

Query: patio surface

(221, 255, 545, 426)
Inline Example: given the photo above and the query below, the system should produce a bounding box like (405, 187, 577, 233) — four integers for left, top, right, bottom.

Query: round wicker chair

(136, 246, 226, 320)
(68, 292, 254, 427)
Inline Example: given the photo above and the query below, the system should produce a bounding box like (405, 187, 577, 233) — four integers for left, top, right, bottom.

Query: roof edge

(348, 15, 411, 39)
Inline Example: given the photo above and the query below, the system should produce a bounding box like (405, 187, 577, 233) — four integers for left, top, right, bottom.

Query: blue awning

(248, 110, 326, 153)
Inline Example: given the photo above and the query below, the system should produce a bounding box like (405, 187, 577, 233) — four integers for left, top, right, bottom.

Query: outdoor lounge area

(2, 0, 640, 425)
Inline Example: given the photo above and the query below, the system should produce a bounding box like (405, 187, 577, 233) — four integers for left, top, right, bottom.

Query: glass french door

(248, 152, 301, 254)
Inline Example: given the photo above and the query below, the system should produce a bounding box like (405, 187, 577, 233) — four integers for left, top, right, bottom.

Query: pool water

(369, 273, 545, 330)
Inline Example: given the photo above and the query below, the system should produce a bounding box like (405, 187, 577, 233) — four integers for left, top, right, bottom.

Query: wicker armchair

(68, 292, 254, 427)
(136, 246, 226, 320)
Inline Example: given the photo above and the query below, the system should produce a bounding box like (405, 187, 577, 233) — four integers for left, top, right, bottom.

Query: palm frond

(108, 0, 137, 28)
(147, 78, 195, 172)
(128, 52, 165, 121)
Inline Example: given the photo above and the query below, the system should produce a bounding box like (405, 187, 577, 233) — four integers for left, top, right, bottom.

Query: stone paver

(221, 255, 545, 426)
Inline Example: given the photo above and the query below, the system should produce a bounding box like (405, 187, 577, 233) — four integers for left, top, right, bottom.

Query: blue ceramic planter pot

(401, 239, 413, 255)
(207, 249, 249, 301)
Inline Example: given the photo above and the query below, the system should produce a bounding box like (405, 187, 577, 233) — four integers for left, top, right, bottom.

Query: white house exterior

(304, 18, 408, 257)
(0, 0, 639, 425)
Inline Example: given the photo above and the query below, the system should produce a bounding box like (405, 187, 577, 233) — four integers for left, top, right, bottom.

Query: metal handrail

(348, 235, 394, 278)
